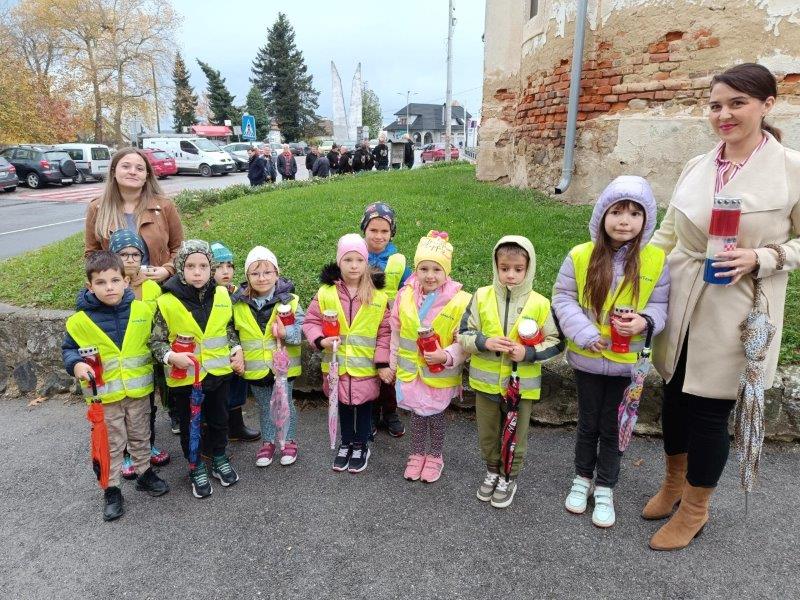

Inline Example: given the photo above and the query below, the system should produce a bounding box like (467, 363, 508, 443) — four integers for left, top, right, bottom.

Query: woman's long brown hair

(585, 200, 646, 321)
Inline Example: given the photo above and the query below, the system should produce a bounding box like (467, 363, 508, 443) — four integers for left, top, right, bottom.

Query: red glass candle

(610, 305, 635, 353)
(518, 317, 544, 347)
(322, 310, 340, 338)
(277, 303, 295, 326)
(78, 346, 105, 387)
(417, 326, 445, 373)
(170, 334, 195, 379)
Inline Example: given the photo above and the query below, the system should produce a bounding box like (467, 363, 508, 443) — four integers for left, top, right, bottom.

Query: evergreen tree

(250, 12, 319, 141)
(171, 51, 197, 131)
(245, 85, 269, 140)
(362, 88, 382, 139)
(197, 59, 240, 125)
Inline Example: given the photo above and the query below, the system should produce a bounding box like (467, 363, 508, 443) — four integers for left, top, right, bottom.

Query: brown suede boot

(641, 453, 688, 520)
(649, 483, 713, 551)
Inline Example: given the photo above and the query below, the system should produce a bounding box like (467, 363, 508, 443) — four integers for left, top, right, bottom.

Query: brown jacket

(651, 134, 800, 399)
(84, 196, 184, 274)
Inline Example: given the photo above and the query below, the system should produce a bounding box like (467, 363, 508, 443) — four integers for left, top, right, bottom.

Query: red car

(420, 143, 459, 163)
(140, 148, 178, 179)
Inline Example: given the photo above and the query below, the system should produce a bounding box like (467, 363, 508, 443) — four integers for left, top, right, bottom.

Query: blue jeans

(250, 380, 297, 443)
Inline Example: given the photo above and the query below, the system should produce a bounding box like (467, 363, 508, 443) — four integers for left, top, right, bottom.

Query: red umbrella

(85, 373, 110, 489)
(500, 365, 522, 481)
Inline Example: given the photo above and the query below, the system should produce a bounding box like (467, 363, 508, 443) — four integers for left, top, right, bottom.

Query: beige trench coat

(651, 133, 800, 399)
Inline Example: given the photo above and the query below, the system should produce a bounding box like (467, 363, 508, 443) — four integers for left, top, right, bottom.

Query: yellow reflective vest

(383, 253, 406, 300)
(468, 286, 551, 400)
(65, 300, 154, 404)
(233, 294, 302, 380)
(157, 286, 233, 386)
(566, 241, 665, 364)
(140, 279, 162, 312)
(317, 284, 388, 377)
(396, 287, 471, 388)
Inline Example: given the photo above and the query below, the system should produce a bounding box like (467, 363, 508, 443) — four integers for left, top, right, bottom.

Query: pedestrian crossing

(18, 188, 102, 203)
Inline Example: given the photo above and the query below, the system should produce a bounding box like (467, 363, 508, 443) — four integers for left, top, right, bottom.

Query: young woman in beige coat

(645, 63, 800, 551)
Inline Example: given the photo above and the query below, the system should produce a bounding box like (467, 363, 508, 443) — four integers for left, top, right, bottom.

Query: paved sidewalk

(0, 397, 797, 599)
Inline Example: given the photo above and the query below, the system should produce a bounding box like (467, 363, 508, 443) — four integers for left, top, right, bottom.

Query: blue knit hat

(109, 229, 146, 255)
(210, 241, 234, 264)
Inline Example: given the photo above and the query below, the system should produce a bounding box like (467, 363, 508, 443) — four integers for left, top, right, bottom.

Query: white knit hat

(244, 246, 279, 274)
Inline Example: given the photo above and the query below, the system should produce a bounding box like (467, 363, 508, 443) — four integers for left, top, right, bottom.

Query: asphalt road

(0, 396, 797, 599)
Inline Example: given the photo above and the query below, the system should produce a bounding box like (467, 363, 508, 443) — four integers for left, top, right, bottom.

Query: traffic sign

(241, 115, 256, 141)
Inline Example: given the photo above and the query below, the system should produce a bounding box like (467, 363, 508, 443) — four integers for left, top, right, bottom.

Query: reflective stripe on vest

(157, 286, 233, 386)
(233, 294, 302, 380)
(65, 300, 154, 404)
(467, 286, 550, 400)
(317, 284, 388, 377)
(566, 241, 665, 364)
(396, 287, 471, 388)
(383, 253, 406, 300)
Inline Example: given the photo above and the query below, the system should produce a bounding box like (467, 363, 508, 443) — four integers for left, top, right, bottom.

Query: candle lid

(277, 303, 292, 313)
(517, 318, 539, 336)
(713, 195, 742, 209)
(322, 309, 338, 318)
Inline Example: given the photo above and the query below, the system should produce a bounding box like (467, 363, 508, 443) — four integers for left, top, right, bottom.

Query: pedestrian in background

(311, 154, 330, 178)
(403, 134, 415, 169)
(373, 134, 389, 171)
(262, 148, 277, 183)
(338, 145, 354, 175)
(247, 147, 267, 186)
(327, 143, 340, 175)
(353, 140, 374, 173)
(305, 145, 320, 172)
(277, 144, 297, 181)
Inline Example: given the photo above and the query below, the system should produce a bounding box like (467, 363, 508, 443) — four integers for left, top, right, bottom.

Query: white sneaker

(565, 476, 594, 514)
(592, 486, 616, 528)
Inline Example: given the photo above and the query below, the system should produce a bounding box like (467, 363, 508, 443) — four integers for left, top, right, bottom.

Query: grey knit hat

(175, 239, 216, 285)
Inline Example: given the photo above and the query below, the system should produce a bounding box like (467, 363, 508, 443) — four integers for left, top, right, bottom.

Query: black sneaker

(103, 486, 124, 521)
(135, 466, 170, 497)
(190, 463, 213, 499)
(211, 455, 240, 487)
(383, 412, 406, 437)
(170, 415, 180, 435)
(332, 444, 352, 472)
(348, 443, 371, 473)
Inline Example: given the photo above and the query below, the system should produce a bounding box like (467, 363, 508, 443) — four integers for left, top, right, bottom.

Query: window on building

(530, 0, 538, 18)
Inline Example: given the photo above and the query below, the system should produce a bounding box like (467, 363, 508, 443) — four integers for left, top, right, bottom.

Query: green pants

(475, 391, 533, 477)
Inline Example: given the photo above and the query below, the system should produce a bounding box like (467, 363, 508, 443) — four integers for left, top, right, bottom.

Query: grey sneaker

(490, 477, 517, 508)
(477, 470, 500, 502)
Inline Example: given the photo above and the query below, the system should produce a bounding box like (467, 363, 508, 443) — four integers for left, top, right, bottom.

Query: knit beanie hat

(359, 202, 396, 236)
(414, 230, 453, 276)
(109, 229, 146, 255)
(174, 239, 215, 285)
(210, 241, 234, 264)
(244, 246, 279, 274)
(336, 233, 369, 265)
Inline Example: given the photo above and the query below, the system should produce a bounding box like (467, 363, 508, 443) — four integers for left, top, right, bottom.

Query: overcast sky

(172, 0, 486, 126)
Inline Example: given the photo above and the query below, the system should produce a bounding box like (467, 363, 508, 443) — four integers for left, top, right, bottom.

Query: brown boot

(649, 483, 713, 551)
(641, 453, 687, 520)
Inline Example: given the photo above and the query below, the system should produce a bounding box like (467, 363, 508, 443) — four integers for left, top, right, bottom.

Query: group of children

(64, 176, 668, 530)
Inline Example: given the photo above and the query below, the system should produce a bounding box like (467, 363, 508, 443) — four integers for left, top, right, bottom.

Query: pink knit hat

(336, 233, 369, 265)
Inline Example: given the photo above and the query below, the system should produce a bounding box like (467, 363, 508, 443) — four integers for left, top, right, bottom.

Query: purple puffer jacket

(551, 175, 670, 377)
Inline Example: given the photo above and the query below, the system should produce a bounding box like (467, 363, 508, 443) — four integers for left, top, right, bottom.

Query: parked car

(140, 136, 234, 176)
(221, 142, 260, 172)
(140, 148, 178, 179)
(0, 145, 77, 189)
(420, 143, 459, 163)
(54, 143, 111, 183)
(317, 139, 336, 154)
(0, 156, 19, 192)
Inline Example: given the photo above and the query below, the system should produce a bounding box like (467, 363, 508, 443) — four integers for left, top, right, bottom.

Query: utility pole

(150, 60, 160, 133)
(463, 104, 467, 149)
(444, 0, 454, 161)
(406, 91, 411, 136)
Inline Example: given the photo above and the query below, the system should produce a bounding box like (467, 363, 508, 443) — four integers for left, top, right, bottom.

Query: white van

(55, 143, 111, 183)
(141, 137, 234, 177)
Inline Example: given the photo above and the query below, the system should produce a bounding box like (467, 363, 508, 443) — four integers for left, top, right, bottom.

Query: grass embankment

(1, 162, 797, 364)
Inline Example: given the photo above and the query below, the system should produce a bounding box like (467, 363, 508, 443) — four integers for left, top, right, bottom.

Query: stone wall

(478, 0, 800, 203)
(2, 303, 798, 442)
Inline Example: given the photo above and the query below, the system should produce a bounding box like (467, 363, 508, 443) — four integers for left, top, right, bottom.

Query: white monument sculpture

(331, 62, 363, 142)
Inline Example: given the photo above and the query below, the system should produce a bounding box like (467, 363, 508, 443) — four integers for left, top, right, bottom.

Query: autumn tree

(172, 51, 197, 131)
(197, 60, 241, 126)
(362, 88, 382, 139)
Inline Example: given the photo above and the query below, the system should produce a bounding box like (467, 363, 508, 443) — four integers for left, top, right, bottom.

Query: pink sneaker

(255, 442, 276, 467)
(403, 454, 426, 481)
(280, 441, 298, 466)
(420, 455, 444, 483)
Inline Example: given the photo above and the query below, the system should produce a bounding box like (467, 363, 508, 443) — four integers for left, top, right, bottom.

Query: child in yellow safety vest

(459, 236, 564, 509)
(389, 231, 471, 484)
(232, 246, 305, 468)
(302, 234, 392, 474)
(148, 240, 244, 499)
(108, 229, 171, 479)
(360, 202, 412, 438)
(552, 176, 669, 528)
(62, 251, 169, 522)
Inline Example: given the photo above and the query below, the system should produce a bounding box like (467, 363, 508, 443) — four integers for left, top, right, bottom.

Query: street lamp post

(396, 90, 417, 139)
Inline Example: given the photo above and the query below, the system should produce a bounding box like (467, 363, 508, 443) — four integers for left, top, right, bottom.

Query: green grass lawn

(1, 162, 797, 364)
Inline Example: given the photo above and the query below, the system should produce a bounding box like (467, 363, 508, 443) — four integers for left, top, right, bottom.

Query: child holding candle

(303, 234, 392, 473)
(551, 176, 670, 528)
(232, 246, 305, 467)
(389, 231, 471, 483)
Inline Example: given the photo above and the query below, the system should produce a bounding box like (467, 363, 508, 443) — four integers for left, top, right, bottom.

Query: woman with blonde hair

(85, 147, 183, 282)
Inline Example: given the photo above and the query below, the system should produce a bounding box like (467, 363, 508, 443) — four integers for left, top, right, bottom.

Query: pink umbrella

(327, 340, 340, 449)
(270, 322, 291, 450)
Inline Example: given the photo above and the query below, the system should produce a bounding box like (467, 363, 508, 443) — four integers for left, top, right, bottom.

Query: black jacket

(311, 156, 330, 177)
(353, 147, 374, 172)
(263, 155, 277, 182)
(305, 152, 319, 170)
(338, 151, 353, 174)
(326, 150, 340, 173)
(277, 153, 297, 177)
(372, 143, 389, 169)
(247, 154, 267, 185)
(403, 141, 414, 167)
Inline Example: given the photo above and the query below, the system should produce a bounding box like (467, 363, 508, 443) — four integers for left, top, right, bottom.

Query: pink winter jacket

(303, 279, 391, 406)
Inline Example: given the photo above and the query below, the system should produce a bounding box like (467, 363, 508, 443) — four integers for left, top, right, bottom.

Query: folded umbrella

(618, 319, 654, 452)
(500, 365, 522, 482)
(187, 356, 204, 469)
(270, 322, 291, 450)
(85, 372, 110, 489)
(327, 340, 340, 450)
